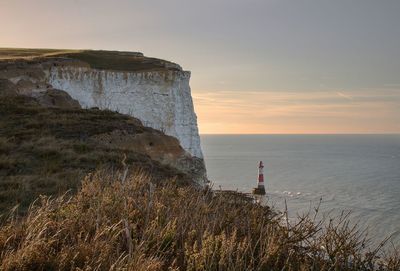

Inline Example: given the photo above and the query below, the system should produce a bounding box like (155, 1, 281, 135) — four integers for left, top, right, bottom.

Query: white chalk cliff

(47, 67, 203, 158)
(0, 50, 207, 184)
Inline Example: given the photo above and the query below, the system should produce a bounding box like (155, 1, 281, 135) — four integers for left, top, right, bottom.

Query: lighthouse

(252, 161, 266, 195)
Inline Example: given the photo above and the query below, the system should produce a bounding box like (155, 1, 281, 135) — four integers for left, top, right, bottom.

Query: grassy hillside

(0, 94, 189, 214)
(0, 48, 181, 72)
(0, 171, 399, 270)
(0, 48, 77, 59)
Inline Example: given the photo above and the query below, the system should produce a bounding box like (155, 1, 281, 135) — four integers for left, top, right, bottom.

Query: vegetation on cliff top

(0, 48, 181, 72)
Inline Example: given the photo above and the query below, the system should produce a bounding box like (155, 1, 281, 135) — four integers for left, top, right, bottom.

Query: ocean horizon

(201, 134, 400, 246)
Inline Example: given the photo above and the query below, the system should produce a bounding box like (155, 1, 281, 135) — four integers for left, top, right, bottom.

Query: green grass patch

(0, 48, 180, 72)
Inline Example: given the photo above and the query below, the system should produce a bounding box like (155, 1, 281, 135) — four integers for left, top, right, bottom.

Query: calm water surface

(201, 135, 400, 246)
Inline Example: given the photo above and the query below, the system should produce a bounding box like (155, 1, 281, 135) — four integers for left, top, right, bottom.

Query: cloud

(336, 91, 353, 100)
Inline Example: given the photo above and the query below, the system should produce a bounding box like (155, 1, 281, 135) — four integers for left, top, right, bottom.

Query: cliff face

(48, 66, 203, 158)
(0, 49, 207, 186)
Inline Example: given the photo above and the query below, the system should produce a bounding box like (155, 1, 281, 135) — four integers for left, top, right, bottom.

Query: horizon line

(200, 133, 400, 135)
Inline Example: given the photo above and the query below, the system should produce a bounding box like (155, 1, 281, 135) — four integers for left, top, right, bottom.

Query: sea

(201, 134, 400, 247)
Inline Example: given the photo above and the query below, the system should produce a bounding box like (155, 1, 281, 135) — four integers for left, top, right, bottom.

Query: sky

(1, 0, 400, 134)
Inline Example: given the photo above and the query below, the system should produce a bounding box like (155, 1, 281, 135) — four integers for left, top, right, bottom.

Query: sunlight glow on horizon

(193, 89, 400, 134)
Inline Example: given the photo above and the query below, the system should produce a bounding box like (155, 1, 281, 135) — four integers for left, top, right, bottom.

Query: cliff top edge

(0, 48, 183, 73)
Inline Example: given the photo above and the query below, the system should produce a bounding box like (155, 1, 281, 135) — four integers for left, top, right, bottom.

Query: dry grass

(0, 170, 398, 271)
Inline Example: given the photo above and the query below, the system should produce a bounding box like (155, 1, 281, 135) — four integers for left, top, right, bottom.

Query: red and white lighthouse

(252, 161, 266, 195)
(257, 161, 265, 188)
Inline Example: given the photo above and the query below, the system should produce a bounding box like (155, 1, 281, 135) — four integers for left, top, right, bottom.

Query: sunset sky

(2, 0, 400, 134)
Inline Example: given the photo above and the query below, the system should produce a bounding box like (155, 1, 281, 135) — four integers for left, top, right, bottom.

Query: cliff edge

(0, 49, 203, 159)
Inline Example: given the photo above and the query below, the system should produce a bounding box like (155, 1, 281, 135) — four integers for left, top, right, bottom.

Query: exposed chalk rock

(48, 66, 203, 158)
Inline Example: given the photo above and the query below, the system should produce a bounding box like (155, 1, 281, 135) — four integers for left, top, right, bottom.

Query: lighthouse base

(252, 187, 266, 195)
